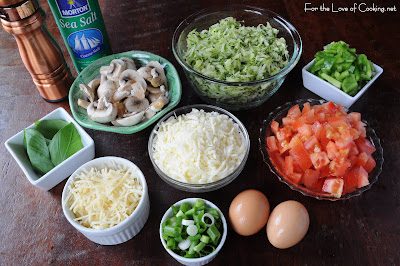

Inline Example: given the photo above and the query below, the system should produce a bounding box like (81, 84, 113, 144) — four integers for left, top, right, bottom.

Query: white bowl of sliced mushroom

(69, 51, 182, 134)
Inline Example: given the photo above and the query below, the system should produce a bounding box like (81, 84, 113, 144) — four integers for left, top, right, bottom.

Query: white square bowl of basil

(5, 107, 95, 190)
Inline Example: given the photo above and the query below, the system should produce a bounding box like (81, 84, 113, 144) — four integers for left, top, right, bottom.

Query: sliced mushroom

(87, 96, 117, 123)
(112, 89, 131, 103)
(115, 102, 126, 118)
(97, 80, 116, 100)
(145, 96, 168, 119)
(107, 59, 126, 81)
(124, 97, 149, 113)
(88, 78, 101, 91)
(148, 92, 163, 103)
(79, 83, 95, 103)
(100, 65, 114, 77)
(147, 61, 167, 88)
(119, 69, 146, 90)
(120, 57, 137, 70)
(130, 82, 146, 100)
(111, 111, 145, 127)
(147, 85, 161, 94)
(137, 66, 152, 81)
(77, 99, 90, 109)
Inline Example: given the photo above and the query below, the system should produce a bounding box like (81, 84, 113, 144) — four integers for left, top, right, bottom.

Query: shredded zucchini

(183, 17, 289, 104)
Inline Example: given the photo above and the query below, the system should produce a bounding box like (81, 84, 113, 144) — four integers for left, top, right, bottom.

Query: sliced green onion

(194, 199, 205, 208)
(200, 235, 210, 244)
(176, 210, 184, 217)
(187, 224, 198, 236)
(188, 240, 199, 255)
(179, 203, 191, 213)
(164, 225, 181, 238)
(188, 234, 201, 242)
(178, 238, 191, 250)
(182, 219, 195, 226)
(207, 224, 220, 243)
(171, 205, 178, 215)
(167, 238, 176, 249)
(194, 241, 207, 252)
(201, 213, 215, 227)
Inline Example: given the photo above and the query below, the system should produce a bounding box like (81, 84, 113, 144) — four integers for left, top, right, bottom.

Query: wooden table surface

(1, 0, 399, 265)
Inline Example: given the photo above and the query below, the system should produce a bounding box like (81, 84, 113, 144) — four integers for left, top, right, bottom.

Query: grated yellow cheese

(66, 162, 143, 230)
(152, 109, 246, 184)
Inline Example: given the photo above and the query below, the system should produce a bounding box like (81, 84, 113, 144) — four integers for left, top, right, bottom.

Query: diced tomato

(322, 177, 344, 198)
(267, 136, 279, 152)
(271, 120, 279, 134)
(278, 139, 290, 154)
(297, 124, 313, 138)
(303, 109, 316, 124)
(311, 121, 323, 139)
(355, 137, 376, 155)
(269, 151, 285, 169)
(364, 154, 376, 173)
(310, 152, 330, 170)
(347, 112, 361, 126)
(303, 169, 320, 189)
(348, 142, 360, 157)
(357, 166, 370, 188)
(276, 127, 292, 142)
(326, 141, 338, 160)
(289, 139, 313, 171)
(335, 130, 353, 149)
(282, 117, 294, 126)
(267, 101, 375, 198)
(329, 159, 351, 177)
(292, 117, 307, 131)
(304, 136, 321, 153)
(302, 102, 311, 114)
(283, 155, 295, 175)
(288, 172, 302, 184)
(287, 104, 301, 118)
(323, 102, 338, 115)
(356, 152, 369, 168)
(355, 121, 367, 137)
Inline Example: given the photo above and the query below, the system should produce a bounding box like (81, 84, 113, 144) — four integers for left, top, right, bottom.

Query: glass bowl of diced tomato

(259, 99, 383, 200)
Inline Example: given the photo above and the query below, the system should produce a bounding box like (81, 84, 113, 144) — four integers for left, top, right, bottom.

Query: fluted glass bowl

(259, 99, 384, 201)
(148, 104, 250, 193)
(172, 5, 302, 111)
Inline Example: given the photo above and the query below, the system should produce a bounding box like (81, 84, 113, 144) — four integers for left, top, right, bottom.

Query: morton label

(55, 0, 91, 18)
(68, 28, 104, 59)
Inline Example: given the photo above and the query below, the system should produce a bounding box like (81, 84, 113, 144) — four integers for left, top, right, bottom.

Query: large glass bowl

(148, 104, 250, 193)
(259, 99, 384, 201)
(172, 5, 302, 111)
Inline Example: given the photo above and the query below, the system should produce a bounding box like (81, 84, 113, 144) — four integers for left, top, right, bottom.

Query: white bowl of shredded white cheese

(148, 105, 250, 192)
(62, 156, 149, 245)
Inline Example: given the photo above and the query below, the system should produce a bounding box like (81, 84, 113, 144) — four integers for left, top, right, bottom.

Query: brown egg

(229, 189, 270, 236)
(266, 200, 309, 249)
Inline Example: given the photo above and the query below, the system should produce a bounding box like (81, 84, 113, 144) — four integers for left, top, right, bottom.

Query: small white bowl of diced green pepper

(302, 41, 383, 108)
(159, 198, 227, 266)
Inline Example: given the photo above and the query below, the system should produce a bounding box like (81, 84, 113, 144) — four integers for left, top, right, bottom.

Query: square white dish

(302, 59, 383, 108)
(4, 107, 95, 191)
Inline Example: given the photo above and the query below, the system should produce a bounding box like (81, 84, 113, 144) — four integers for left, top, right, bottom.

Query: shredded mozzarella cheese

(152, 109, 246, 184)
(66, 162, 143, 230)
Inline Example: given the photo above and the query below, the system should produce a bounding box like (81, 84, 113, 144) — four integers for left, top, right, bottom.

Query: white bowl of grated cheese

(61, 156, 150, 245)
(148, 104, 250, 193)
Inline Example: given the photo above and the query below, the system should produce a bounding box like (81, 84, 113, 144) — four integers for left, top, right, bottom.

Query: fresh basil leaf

(49, 123, 83, 166)
(35, 119, 69, 139)
(24, 129, 54, 175)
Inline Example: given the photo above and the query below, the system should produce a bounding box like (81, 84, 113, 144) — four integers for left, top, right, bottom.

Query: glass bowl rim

(148, 104, 250, 190)
(172, 4, 303, 86)
(259, 98, 384, 201)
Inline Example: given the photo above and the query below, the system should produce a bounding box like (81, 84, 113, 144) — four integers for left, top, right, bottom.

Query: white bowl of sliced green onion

(159, 198, 227, 266)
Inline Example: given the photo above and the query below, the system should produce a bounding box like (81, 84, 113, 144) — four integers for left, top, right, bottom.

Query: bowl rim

(69, 50, 182, 134)
(159, 198, 228, 263)
(148, 104, 250, 191)
(259, 98, 384, 201)
(62, 156, 149, 233)
(172, 4, 302, 86)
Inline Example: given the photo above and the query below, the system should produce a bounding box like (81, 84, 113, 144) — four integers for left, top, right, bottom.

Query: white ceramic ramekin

(302, 59, 383, 108)
(62, 157, 150, 245)
(4, 107, 95, 190)
(160, 198, 227, 266)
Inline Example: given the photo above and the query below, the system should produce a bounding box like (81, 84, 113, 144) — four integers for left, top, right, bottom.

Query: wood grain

(0, 0, 399, 265)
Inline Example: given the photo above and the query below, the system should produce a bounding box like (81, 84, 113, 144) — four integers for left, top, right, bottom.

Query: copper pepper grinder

(0, 0, 73, 102)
